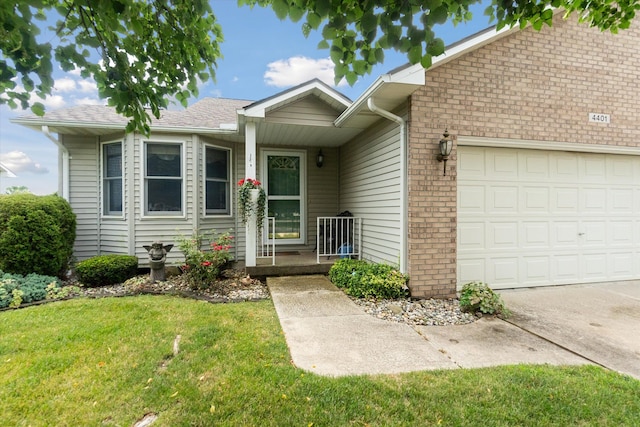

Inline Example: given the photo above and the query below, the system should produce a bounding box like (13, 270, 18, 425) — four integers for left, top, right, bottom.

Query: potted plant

(237, 178, 266, 232)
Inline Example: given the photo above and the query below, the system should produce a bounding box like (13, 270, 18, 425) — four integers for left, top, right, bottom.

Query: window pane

(268, 200, 300, 239)
(104, 144, 122, 178)
(106, 179, 122, 212)
(267, 156, 300, 196)
(147, 180, 182, 212)
(147, 144, 181, 177)
(206, 148, 228, 180)
(206, 181, 228, 212)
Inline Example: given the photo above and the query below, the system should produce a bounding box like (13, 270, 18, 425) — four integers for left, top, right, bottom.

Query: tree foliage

(1, 0, 637, 134)
(243, 0, 638, 85)
(0, 0, 222, 134)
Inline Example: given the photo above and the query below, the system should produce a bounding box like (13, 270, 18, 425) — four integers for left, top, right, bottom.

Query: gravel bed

(74, 270, 270, 303)
(351, 297, 477, 326)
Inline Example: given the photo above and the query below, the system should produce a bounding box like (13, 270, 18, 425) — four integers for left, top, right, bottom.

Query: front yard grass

(1, 296, 638, 426)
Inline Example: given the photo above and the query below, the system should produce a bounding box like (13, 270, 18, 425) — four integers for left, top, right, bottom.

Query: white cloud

(78, 79, 98, 93)
(29, 93, 66, 109)
(0, 151, 49, 175)
(264, 56, 345, 88)
(75, 97, 103, 106)
(54, 77, 77, 92)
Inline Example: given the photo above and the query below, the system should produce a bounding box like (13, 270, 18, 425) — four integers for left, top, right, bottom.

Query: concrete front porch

(243, 251, 338, 277)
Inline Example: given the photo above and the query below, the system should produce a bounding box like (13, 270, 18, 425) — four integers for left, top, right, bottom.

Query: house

(13, 13, 640, 298)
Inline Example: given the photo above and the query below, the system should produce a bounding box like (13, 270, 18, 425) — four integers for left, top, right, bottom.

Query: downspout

(367, 98, 407, 274)
(41, 126, 70, 201)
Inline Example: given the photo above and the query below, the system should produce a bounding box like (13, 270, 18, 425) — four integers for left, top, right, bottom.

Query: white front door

(262, 150, 306, 245)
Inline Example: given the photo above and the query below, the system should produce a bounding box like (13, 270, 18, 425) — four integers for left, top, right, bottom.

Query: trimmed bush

(0, 193, 76, 278)
(75, 255, 139, 287)
(459, 281, 509, 316)
(0, 270, 62, 309)
(329, 258, 408, 299)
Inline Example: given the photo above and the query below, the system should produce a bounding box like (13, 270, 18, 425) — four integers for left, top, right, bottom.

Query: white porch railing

(316, 216, 362, 263)
(257, 217, 275, 265)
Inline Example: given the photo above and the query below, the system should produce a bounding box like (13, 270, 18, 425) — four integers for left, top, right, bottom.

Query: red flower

(201, 261, 212, 267)
(238, 178, 245, 186)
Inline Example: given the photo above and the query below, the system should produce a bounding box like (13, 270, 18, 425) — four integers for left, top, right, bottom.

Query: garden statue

(143, 242, 174, 283)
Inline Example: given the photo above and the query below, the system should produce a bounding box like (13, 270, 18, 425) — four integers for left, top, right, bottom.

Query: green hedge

(75, 255, 139, 287)
(0, 270, 62, 309)
(0, 193, 76, 278)
(329, 258, 408, 299)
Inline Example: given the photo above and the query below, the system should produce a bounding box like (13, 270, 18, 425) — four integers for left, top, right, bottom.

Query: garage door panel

(552, 188, 579, 213)
(610, 221, 634, 246)
(522, 186, 549, 212)
(583, 254, 607, 280)
(458, 186, 485, 213)
(610, 253, 634, 278)
(488, 151, 519, 177)
(522, 256, 550, 284)
(487, 222, 518, 249)
(553, 222, 580, 246)
(488, 186, 517, 213)
(519, 152, 549, 179)
(522, 222, 549, 248)
(458, 146, 640, 290)
(581, 188, 607, 212)
(458, 222, 485, 250)
(492, 257, 519, 284)
(582, 156, 607, 182)
(458, 258, 485, 284)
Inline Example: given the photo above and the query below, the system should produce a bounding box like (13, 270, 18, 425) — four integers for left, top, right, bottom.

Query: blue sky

(0, 1, 493, 195)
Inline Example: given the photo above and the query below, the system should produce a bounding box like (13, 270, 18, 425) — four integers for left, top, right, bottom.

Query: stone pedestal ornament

(143, 242, 174, 282)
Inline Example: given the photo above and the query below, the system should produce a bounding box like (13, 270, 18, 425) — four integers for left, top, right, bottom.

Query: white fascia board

(334, 66, 425, 127)
(241, 79, 351, 119)
(12, 117, 238, 136)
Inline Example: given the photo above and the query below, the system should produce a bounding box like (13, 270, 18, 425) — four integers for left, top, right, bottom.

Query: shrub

(75, 255, 139, 287)
(459, 281, 509, 316)
(0, 270, 62, 309)
(329, 258, 408, 299)
(0, 193, 76, 278)
(176, 230, 233, 290)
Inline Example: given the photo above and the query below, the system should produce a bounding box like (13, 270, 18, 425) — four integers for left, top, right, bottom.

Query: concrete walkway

(268, 275, 610, 377)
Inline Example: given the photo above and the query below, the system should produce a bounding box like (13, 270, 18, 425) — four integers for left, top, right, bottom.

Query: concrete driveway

(497, 281, 640, 379)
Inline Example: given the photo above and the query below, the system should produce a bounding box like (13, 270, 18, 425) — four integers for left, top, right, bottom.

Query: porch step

(246, 262, 332, 277)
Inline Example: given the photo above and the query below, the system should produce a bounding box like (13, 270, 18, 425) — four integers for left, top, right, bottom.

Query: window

(205, 146, 231, 215)
(103, 142, 122, 215)
(145, 142, 182, 215)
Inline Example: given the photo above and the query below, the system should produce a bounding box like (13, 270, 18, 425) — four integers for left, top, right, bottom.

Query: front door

(262, 150, 306, 245)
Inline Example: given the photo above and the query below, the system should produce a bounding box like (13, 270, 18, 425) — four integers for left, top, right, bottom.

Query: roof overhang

(335, 64, 425, 128)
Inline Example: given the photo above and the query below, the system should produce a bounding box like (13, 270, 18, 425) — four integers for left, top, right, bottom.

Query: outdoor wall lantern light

(316, 149, 324, 168)
(437, 129, 453, 176)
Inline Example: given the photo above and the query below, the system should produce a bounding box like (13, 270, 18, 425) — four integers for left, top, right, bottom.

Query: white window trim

(141, 139, 186, 219)
(100, 139, 124, 219)
(203, 143, 233, 217)
(261, 149, 307, 245)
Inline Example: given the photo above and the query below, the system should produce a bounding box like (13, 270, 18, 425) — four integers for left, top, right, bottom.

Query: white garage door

(457, 146, 640, 289)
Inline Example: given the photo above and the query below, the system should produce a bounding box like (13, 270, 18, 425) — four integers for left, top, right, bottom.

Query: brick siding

(407, 15, 640, 298)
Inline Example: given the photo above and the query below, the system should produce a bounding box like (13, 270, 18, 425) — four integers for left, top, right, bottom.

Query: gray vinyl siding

(199, 137, 243, 262)
(131, 133, 194, 267)
(339, 107, 405, 266)
(307, 147, 339, 247)
(99, 134, 129, 255)
(267, 98, 341, 127)
(62, 135, 100, 261)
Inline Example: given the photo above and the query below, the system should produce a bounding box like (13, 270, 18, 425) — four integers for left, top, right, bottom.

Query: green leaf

(426, 38, 445, 56)
(408, 44, 422, 64)
(31, 102, 45, 116)
(317, 40, 330, 49)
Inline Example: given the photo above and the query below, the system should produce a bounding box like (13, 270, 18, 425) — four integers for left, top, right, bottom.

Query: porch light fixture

(437, 129, 453, 176)
(316, 149, 324, 168)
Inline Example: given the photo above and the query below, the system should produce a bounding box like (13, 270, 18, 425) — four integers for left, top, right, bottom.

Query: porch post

(245, 122, 257, 267)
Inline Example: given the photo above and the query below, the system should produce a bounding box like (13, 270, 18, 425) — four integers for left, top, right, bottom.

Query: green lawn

(1, 296, 638, 426)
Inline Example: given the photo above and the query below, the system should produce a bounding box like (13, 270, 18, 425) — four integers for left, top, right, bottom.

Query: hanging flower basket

(237, 178, 266, 232)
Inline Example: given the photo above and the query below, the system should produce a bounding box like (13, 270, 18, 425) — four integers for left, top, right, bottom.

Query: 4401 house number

(589, 113, 611, 124)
